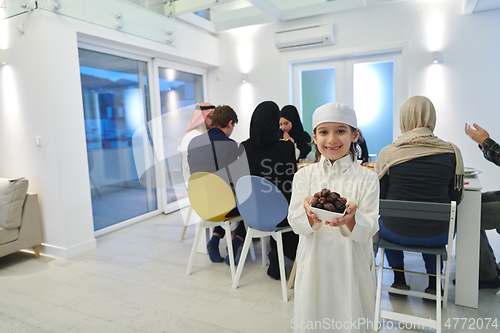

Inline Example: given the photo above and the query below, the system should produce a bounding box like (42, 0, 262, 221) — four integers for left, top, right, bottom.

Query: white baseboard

(41, 238, 97, 259)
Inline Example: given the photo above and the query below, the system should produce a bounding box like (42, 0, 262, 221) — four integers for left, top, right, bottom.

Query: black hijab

(279, 105, 312, 159)
(248, 101, 281, 148)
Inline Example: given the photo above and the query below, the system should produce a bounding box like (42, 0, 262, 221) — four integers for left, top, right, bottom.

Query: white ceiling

(124, 0, 500, 32)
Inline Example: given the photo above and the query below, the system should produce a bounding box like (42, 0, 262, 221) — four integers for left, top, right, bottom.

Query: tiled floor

(0, 208, 499, 332)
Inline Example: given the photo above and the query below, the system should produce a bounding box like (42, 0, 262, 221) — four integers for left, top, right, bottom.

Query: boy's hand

(304, 195, 322, 226)
(325, 201, 357, 230)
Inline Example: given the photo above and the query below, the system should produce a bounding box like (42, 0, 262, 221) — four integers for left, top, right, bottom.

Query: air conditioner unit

(275, 23, 334, 52)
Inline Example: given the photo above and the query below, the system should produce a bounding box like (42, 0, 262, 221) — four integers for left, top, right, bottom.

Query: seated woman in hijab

(178, 103, 215, 184)
(280, 105, 312, 160)
(240, 101, 299, 280)
(374, 96, 464, 295)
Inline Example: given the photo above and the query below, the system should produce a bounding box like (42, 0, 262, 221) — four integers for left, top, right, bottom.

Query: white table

(455, 176, 481, 308)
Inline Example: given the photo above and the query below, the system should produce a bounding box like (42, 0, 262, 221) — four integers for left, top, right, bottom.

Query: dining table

(455, 176, 482, 308)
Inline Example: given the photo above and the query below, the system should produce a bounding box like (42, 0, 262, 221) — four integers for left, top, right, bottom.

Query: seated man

(188, 105, 246, 264)
(465, 123, 500, 289)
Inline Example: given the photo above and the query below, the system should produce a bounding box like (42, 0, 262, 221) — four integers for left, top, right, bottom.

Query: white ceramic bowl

(310, 206, 346, 222)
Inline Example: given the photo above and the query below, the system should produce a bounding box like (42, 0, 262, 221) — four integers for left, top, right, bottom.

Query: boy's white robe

(288, 155, 380, 333)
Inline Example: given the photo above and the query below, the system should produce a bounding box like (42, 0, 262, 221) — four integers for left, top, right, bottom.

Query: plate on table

(310, 206, 346, 222)
(464, 167, 481, 178)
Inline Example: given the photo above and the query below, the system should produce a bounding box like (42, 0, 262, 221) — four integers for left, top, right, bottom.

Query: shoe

(207, 237, 224, 263)
(479, 276, 500, 289)
(391, 282, 410, 290)
(389, 269, 410, 296)
(424, 287, 444, 296)
(267, 249, 280, 280)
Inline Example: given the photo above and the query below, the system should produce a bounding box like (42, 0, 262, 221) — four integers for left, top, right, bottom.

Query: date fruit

(311, 188, 346, 213)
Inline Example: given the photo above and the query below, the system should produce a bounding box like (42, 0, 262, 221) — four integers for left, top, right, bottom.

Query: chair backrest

(379, 199, 457, 249)
(235, 175, 289, 232)
(188, 172, 236, 222)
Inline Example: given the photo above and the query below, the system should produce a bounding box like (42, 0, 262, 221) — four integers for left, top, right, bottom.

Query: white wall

(208, 0, 500, 191)
(0, 9, 219, 258)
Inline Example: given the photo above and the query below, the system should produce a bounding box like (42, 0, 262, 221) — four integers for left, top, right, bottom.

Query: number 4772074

(444, 318, 498, 330)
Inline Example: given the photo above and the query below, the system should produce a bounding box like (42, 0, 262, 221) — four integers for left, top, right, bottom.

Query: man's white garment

(288, 154, 379, 333)
(178, 129, 202, 185)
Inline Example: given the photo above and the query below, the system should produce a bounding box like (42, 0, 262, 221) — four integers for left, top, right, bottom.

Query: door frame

(77, 41, 208, 236)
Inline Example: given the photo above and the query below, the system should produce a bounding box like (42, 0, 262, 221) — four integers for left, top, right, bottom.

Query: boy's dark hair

(312, 125, 358, 162)
(211, 105, 238, 128)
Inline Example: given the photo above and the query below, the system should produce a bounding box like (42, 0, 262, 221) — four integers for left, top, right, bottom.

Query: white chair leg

(225, 221, 236, 282)
(180, 206, 193, 241)
(276, 232, 288, 302)
(186, 221, 204, 275)
(249, 238, 256, 261)
(243, 222, 257, 261)
(374, 248, 384, 332)
(436, 255, 442, 333)
(232, 228, 254, 289)
(261, 235, 269, 266)
(443, 255, 451, 309)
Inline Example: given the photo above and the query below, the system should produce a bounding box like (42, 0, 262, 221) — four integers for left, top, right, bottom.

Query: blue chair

(232, 175, 294, 302)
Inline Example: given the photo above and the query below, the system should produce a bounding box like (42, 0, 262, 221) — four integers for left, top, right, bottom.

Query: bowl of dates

(309, 188, 347, 222)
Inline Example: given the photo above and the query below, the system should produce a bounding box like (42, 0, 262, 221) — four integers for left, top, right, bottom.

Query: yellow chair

(185, 172, 242, 281)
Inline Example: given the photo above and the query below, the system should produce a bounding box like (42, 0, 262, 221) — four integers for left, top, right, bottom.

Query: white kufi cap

(312, 102, 357, 130)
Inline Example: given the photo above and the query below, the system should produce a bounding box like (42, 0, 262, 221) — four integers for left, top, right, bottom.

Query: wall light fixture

(432, 51, 441, 64)
(0, 49, 8, 65)
(242, 73, 248, 83)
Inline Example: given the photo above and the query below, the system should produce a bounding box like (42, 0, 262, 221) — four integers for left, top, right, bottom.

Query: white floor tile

(0, 313, 51, 333)
(0, 289, 89, 333)
(66, 316, 143, 333)
(66, 292, 188, 332)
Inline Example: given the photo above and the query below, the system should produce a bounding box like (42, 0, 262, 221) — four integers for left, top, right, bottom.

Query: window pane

(158, 68, 204, 205)
(79, 48, 157, 231)
(301, 67, 336, 136)
(353, 61, 394, 158)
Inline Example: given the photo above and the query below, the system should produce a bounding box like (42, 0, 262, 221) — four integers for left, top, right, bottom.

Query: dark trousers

(269, 232, 299, 262)
(269, 218, 299, 262)
(480, 191, 500, 281)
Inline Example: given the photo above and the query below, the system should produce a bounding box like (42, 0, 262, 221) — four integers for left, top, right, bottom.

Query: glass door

(292, 59, 345, 136)
(154, 61, 206, 213)
(79, 48, 158, 231)
(292, 51, 401, 158)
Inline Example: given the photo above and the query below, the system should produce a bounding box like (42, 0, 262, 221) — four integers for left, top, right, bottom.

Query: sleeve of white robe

(288, 168, 318, 235)
(340, 171, 380, 243)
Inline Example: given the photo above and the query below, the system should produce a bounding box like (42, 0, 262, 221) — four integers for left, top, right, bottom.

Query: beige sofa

(0, 177, 43, 258)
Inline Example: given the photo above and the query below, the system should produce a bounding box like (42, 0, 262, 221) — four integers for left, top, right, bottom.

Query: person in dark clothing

(465, 123, 500, 289)
(187, 105, 246, 264)
(240, 101, 299, 280)
(357, 130, 369, 164)
(374, 96, 464, 295)
(280, 105, 312, 160)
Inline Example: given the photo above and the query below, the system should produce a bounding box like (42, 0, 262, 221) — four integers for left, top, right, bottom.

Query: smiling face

(313, 122, 359, 163)
(280, 117, 292, 133)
